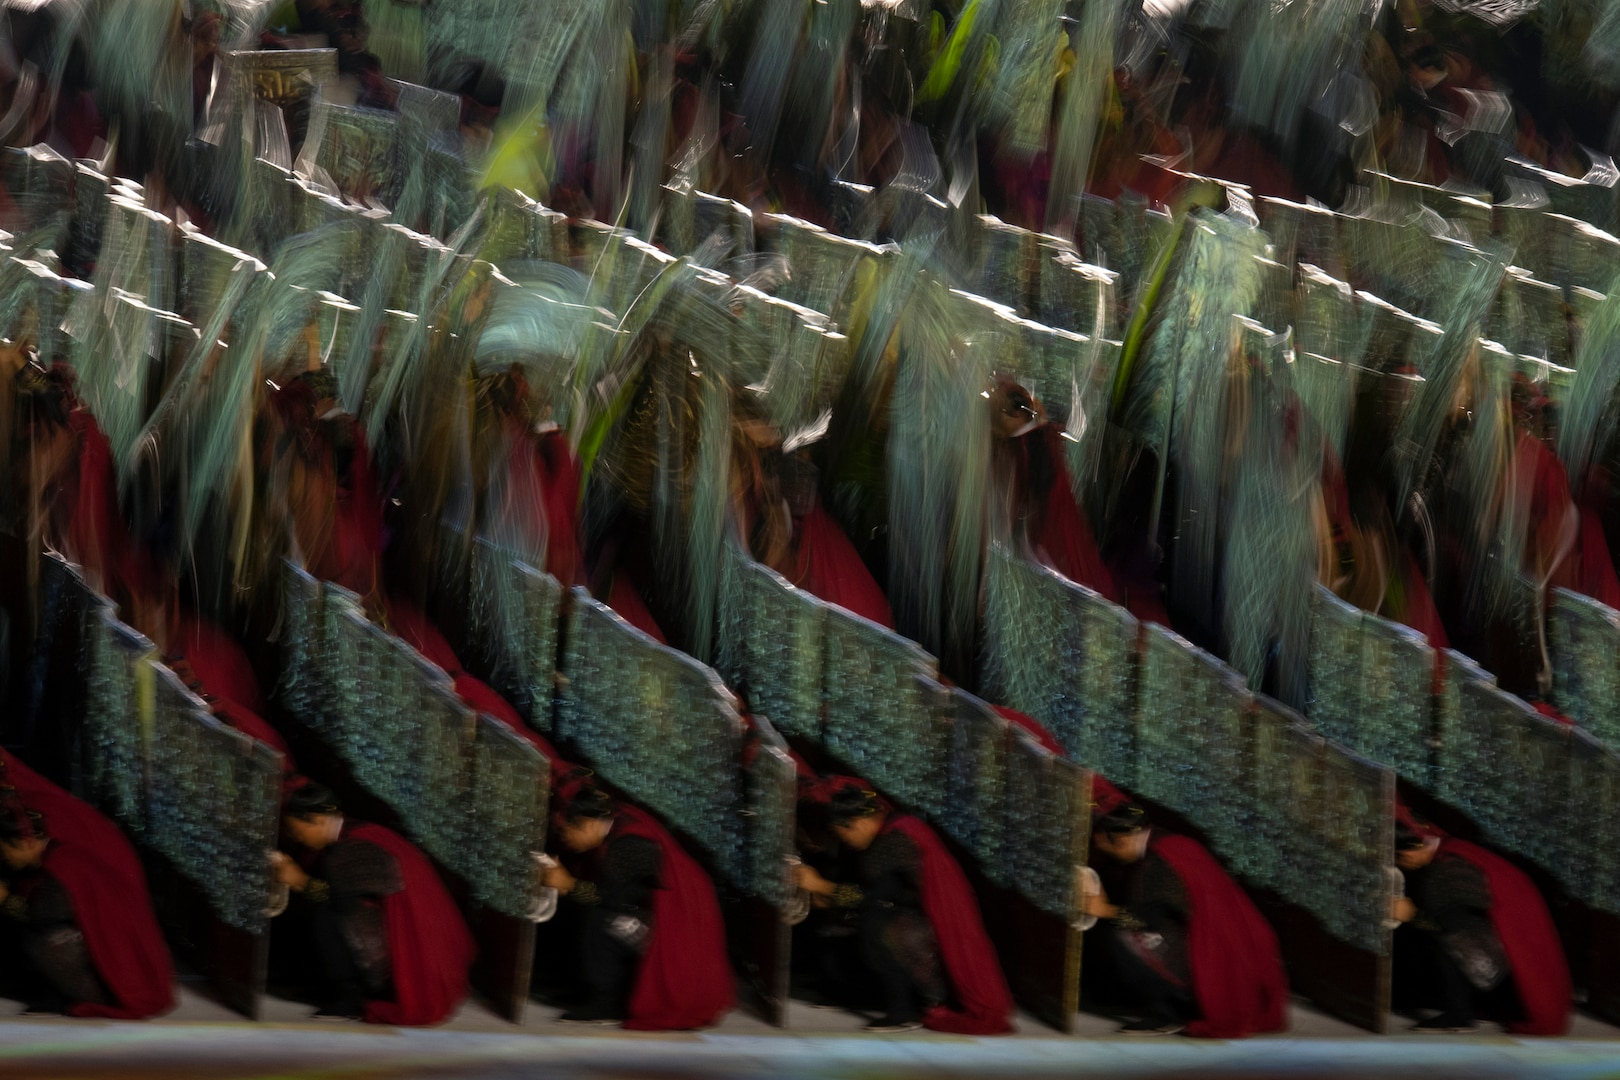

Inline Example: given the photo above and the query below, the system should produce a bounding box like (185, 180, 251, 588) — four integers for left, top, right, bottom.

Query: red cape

(210, 699, 295, 768)
(171, 614, 294, 767)
(610, 805, 734, 1030)
(1023, 426, 1118, 604)
(175, 613, 269, 717)
(383, 596, 465, 676)
(1393, 550, 1450, 653)
(606, 570, 669, 644)
(884, 815, 1014, 1034)
(2, 751, 174, 1019)
(990, 705, 1065, 756)
(501, 427, 584, 587)
(346, 823, 474, 1026)
(1518, 442, 1620, 609)
(1150, 833, 1289, 1038)
(791, 503, 896, 629)
(1575, 467, 1620, 608)
(1436, 839, 1571, 1035)
(452, 672, 562, 763)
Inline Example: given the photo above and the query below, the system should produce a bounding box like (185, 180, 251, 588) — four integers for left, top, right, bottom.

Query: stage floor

(3, 983, 1620, 1079)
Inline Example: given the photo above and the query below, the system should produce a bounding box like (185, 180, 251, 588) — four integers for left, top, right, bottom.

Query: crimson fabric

(990, 705, 1065, 756)
(1149, 833, 1289, 1039)
(67, 412, 113, 570)
(175, 613, 269, 716)
(451, 673, 562, 763)
(309, 420, 384, 599)
(383, 596, 464, 676)
(536, 430, 584, 587)
(1396, 551, 1450, 652)
(1, 751, 174, 1019)
(65, 408, 153, 599)
(608, 805, 734, 1030)
(1090, 774, 1130, 816)
(807, 774, 892, 815)
(1531, 701, 1575, 727)
(499, 424, 585, 587)
(1118, 574, 1173, 628)
(1576, 509, 1620, 608)
(607, 570, 668, 644)
(1576, 467, 1620, 608)
(345, 823, 474, 1026)
(883, 815, 1014, 1034)
(169, 603, 287, 770)
(791, 503, 896, 629)
(1024, 426, 1118, 603)
(1518, 439, 1620, 609)
(1420, 834, 1572, 1036)
(211, 699, 295, 768)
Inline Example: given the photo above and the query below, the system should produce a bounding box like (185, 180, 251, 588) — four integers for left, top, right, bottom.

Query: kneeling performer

(273, 780, 473, 1024)
(0, 798, 173, 1018)
(541, 780, 734, 1029)
(1084, 780, 1288, 1037)
(794, 778, 1013, 1034)
(1392, 812, 1570, 1035)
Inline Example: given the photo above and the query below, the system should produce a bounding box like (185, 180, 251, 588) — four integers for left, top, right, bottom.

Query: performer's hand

(541, 864, 576, 893)
(1392, 897, 1417, 923)
(1081, 889, 1118, 920)
(270, 852, 310, 891)
(795, 865, 835, 896)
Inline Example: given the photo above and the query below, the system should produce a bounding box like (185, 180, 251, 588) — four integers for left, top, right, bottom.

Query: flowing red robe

(452, 672, 562, 764)
(607, 569, 669, 644)
(1018, 426, 1118, 604)
(382, 595, 464, 676)
(171, 613, 294, 766)
(790, 502, 895, 629)
(1, 751, 174, 1019)
(344, 823, 474, 1026)
(1575, 467, 1620, 608)
(174, 614, 269, 716)
(607, 805, 734, 1030)
(1434, 839, 1572, 1035)
(381, 602, 561, 765)
(991, 704, 1065, 756)
(501, 425, 584, 587)
(883, 815, 1015, 1035)
(308, 425, 385, 600)
(1516, 435, 1620, 609)
(1149, 833, 1290, 1038)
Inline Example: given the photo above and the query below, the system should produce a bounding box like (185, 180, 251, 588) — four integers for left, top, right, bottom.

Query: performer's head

(826, 785, 887, 852)
(1395, 821, 1442, 870)
(281, 780, 344, 851)
(1091, 802, 1153, 863)
(553, 784, 617, 853)
(0, 807, 48, 869)
(988, 377, 1045, 440)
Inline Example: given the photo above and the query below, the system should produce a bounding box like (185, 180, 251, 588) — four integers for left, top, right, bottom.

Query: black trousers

(310, 904, 368, 1010)
(1093, 923, 1194, 1026)
(581, 907, 644, 1013)
(0, 921, 108, 1010)
(1393, 924, 1522, 1024)
(862, 909, 927, 1021)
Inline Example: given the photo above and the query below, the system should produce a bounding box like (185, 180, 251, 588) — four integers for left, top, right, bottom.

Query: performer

(540, 779, 733, 1029)
(794, 778, 1014, 1034)
(272, 780, 473, 1025)
(0, 753, 174, 1019)
(1083, 779, 1288, 1037)
(1392, 812, 1570, 1035)
(732, 419, 895, 629)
